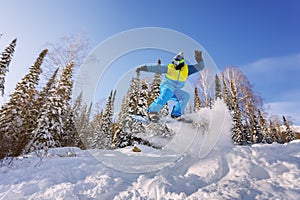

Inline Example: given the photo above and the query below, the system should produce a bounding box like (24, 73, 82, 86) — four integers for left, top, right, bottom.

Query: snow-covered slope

(0, 101, 299, 200)
(1, 142, 299, 199)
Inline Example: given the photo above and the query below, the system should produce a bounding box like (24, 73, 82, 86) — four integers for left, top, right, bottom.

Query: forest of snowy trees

(0, 35, 299, 160)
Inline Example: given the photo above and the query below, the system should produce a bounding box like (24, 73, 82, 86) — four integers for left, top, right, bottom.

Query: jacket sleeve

(145, 64, 168, 73)
(188, 61, 205, 75)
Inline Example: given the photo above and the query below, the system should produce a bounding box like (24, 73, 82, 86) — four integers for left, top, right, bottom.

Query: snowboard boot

(171, 114, 182, 121)
(148, 112, 160, 123)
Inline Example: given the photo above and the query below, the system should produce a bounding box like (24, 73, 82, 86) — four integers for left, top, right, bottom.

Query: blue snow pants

(148, 83, 190, 117)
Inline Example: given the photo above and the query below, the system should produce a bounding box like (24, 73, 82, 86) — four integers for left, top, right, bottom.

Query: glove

(194, 50, 203, 63)
(136, 65, 147, 73)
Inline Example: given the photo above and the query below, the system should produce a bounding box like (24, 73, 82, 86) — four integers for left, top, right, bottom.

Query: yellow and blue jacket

(144, 61, 205, 90)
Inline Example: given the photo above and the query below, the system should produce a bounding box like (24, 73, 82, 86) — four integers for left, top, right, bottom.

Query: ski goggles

(173, 59, 185, 66)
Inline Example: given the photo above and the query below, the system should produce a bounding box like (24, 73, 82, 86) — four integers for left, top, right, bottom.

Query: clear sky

(0, 0, 300, 124)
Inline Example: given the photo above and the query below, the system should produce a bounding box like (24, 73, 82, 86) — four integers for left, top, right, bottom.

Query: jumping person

(136, 50, 205, 122)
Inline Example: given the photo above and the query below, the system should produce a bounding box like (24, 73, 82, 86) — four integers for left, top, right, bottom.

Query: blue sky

(0, 0, 300, 124)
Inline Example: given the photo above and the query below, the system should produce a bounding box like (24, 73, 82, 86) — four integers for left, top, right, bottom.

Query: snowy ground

(0, 101, 299, 200)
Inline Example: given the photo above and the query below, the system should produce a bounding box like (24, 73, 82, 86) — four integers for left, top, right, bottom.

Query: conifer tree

(92, 91, 115, 149)
(269, 120, 283, 144)
(22, 68, 59, 155)
(283, 116, 296, 142)
(28, 61, 74, 154)
(240, 122, 251, 145)
(72, 93, 92, 148)
(35, 68, 59, 109)
(72, 92, 83, 128)
(148, 72, 161, 106)
(194, 87, 201, 112)
(215, 74, 222, 100)
(101, 91, 114, 148)
(116, 92, 146, 148)
(128, 75, 140, 114)
(0, 38, 17, 96)
(249, 109, 263, 144)
(230, 80, 244, 144)
(62, 111, 85, 149)
(221, 73, 232, 110)
(244, 120, 253, 144)
(116, 95, 134, 148)
(118, 96, 128, 126)
(136, 80, 148, 116)
(258, 109, 273, 144)
(0, 49, 47, 158)
(90, 110, 103, 149)
(78, 103, 93, 147)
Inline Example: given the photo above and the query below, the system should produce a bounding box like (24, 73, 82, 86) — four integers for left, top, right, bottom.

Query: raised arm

(188, 50, 205, 75)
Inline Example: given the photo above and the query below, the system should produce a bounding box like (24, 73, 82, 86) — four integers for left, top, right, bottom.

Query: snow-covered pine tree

(91, 91, 115, 149)
(244, 120, 253, 144)
(72, 92, 83, 128)
(111, 123, 121, 149)
(54, 61, 74, 145)
(116, 95, 134, 148)
(0, 38, 17, 96)
(136, 80, 148, 116)
(35, 68, 59, 111)
(128, 72, 140, 114)
(62, 111, 85, 149)
(215, 74, 222, 100)
(22, 68, 59, 155)
(147, 72, 161, 106)
(194, 87, 201, 112)
(90, 110, 103, 149)
(221, 73, 232, 110)
(116, 92, 146, 148)
(258, 109, 273, 144)
(72, 93, 92, 149)
(28, 61, 74, 155)
(283, 116, 296, 142)
(118, 96, 128, 126)
(230, 80, 244, 145)
(62, 111, 77, 147)
(249, 110, 263, 144)
(269, 120, 283, 144)
(78, 103, 93, 148)
(100, 91, 115, 148)
(0, 49, 47, 158)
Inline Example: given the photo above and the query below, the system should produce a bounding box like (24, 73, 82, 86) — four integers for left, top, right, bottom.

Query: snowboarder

(136, 50, 205, 122)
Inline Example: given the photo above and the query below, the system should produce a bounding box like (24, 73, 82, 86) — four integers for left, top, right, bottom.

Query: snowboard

(149, 113, 194, 124)
(130, 114, 193, 124)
